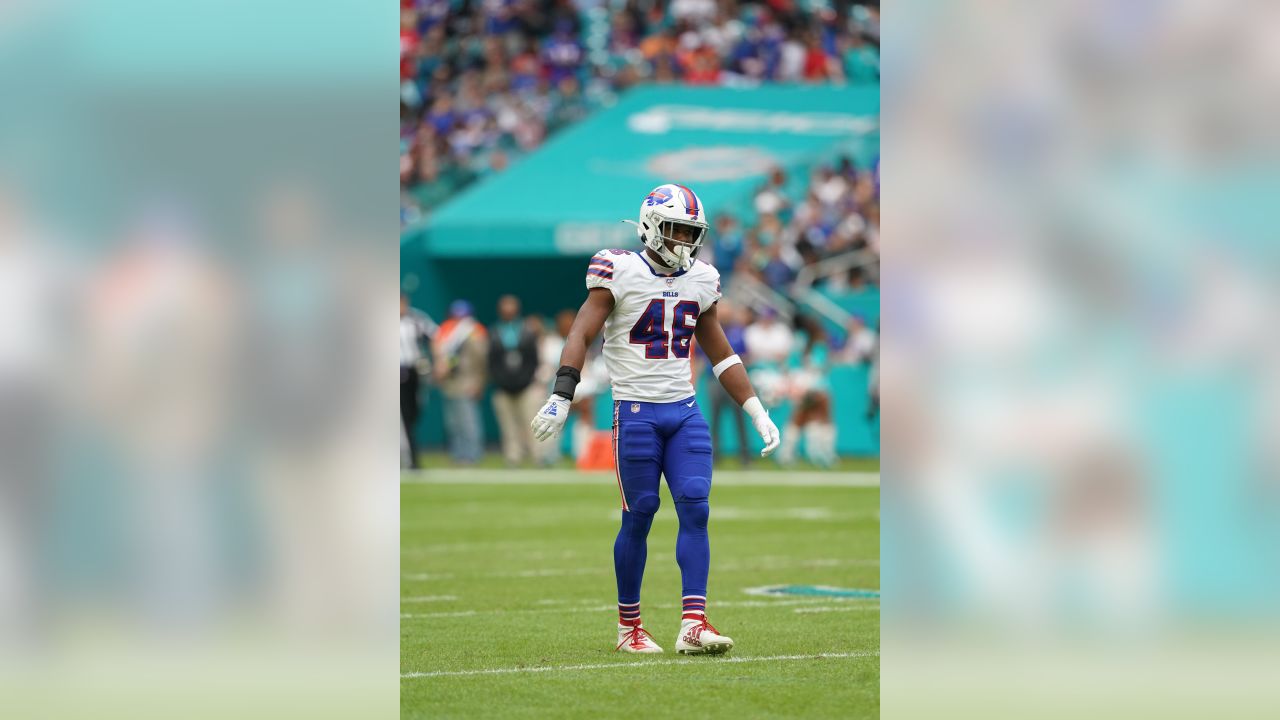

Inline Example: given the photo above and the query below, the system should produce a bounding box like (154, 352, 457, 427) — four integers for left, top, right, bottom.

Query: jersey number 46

(629, 299, 700, 360)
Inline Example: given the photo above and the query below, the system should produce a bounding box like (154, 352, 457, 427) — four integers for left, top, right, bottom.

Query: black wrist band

(553, 365, 581, 400)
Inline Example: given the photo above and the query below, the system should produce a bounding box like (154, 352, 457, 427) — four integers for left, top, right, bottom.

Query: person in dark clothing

(401, 293, 437, 468)
(488, 294, 541, 465)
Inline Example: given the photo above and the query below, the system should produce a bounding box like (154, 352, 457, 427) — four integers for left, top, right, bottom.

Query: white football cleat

(675, 616, 734, 655)
(616, 623, 664, 653)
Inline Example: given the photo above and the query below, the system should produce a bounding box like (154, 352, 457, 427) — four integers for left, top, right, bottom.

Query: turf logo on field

(743, 585, 880, 599)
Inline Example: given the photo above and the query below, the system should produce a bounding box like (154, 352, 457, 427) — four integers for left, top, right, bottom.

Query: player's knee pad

(671, 475, 711, 506)
(628, 493, 661, 517)
(619, 497, 658, 541)
(674, 498, 709, 530)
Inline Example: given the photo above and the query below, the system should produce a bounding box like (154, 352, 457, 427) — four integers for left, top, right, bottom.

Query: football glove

(531, 394, 572, 442)
(743, 397, 781, 457)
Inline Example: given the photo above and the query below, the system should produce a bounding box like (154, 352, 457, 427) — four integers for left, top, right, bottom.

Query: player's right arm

(557, 287, 614, 372)
(531, 285, 615, 442)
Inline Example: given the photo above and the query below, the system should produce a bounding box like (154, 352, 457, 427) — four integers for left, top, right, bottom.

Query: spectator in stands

(840, 32, 880, 84)
(754, 167, 792, 218)
(847, 265, 871, 292)
(549, 76, 590, 133)
(488, 295, 541, 466)
(677, 34, 723, 85)
(531, 310, 567, 465)
(608, 11, 642, 56)
(744, 307, 794, 366)
(777, 315, 837, 467)
(801, 31, 835, 81)
(866, 340, 880, 421)
(761, 240, 798, 291)
(710, 213, 744, 279)
(434, 299, 488, 465)
(671, 0, 717, 24)
(837, 314, 878, 365)
(542, 20, 584, 85)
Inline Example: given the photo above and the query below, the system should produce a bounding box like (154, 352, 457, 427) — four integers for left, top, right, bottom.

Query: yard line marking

(403, 610, 479, 619)
(794, 605, 881, 613)
(402, 469, 879, 488)
(402, 651, 878, 679)
(402, 595, 458, 603)
(405, 567, 609, 578)
(401, 573, 456, 581)
(718, 557, 880, 571)
(700, 598, 878, 609)
(491, 567, 603, 578)
(400, 597, 880, 619)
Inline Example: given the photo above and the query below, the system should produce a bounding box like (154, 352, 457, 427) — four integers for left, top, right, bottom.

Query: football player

(530, 183, 781, 655)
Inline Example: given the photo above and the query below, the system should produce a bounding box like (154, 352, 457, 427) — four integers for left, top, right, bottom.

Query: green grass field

(401, 464, 880, 719)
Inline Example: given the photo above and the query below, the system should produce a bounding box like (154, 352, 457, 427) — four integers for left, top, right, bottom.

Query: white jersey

(585, 249, 721, 402)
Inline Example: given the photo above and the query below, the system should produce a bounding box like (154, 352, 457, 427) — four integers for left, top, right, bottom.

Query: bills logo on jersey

(644, 188, 673, 206)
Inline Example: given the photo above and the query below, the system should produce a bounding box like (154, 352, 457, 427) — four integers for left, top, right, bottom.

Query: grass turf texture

(401, 467, 880, 719)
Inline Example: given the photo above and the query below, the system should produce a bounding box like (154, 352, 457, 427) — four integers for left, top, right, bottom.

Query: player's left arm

(694, 303, 780, 456)
(694, 303, 753, 406)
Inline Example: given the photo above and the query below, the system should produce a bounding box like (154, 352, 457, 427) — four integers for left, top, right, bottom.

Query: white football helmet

(624, 183, 709, 271)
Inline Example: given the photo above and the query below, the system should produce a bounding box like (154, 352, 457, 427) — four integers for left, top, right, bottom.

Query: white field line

(402, 469, 879, 488)
(489, 567, 604, 578)
(401, 595, 458, 603)
(401, 597, 880, 619)
(403, 651, 878, 679)
(403, 569, 604, 581)
(403, 545, 591, 559)
(794, 605, 881, 613)
(406, 567, 611, 579)
(717, 557, 879, 571)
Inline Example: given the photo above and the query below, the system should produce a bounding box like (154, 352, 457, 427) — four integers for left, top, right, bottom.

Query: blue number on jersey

(629, 299, 669, 359)
(671, 301, 700, 358)
(629, 299, 701, 359)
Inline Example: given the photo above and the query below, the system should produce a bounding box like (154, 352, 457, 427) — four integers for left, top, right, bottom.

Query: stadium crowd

(400, 0, 880, 224)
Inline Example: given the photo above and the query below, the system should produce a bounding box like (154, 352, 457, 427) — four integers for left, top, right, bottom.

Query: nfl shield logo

(631, 403, 640, 414)
(666, 278, 674, 287)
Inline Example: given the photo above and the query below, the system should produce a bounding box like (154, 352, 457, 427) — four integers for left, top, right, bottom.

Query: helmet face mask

(630, 183, 709, 270)
(654, 219, 705, 267)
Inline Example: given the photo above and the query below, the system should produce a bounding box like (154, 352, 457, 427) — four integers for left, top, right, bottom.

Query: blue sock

(674, 499, 710, 600)
(614, 507, 655, 607)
